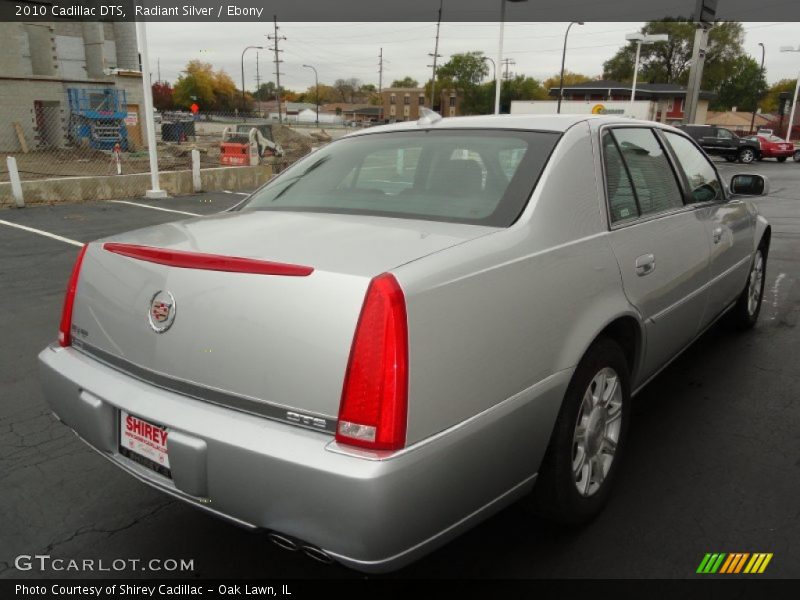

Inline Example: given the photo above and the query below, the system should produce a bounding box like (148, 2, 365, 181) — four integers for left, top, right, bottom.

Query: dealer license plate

(119, 411, 172, 479)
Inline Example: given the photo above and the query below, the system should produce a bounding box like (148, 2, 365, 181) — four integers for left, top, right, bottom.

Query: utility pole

(378, 47, 384, 122)
(683, 24, 710, 124)
(684, 1, 717, 125)
(157, 57, 161, 84)
(427, 0, 443, 110)
(501, 57, 515, 80)
(268, 15, 286, 124)
(749, 43, 765, 134)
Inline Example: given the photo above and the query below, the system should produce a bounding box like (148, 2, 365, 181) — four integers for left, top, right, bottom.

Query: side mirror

(730, 174, 769, 196)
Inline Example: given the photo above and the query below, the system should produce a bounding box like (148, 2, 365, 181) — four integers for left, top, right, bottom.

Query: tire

(777, 157, 787, 163)
(793, 150, 800, 163)
(739, 147, 756, 164)
(530, 337, 631, 524)
(727, 244, 767, 331)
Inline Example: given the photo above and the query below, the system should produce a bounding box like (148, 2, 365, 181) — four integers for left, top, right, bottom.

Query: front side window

(241, 130, 560, 226)
(717, 128, 734, 140)
(608, 128, 683, 217)
(663, 132, 723, 203)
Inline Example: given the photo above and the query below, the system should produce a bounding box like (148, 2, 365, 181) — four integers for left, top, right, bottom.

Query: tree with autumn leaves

(170, 60, 242, 112)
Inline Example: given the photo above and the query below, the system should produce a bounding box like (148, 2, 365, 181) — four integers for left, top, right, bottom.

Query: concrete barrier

(0, 164, 273, 207)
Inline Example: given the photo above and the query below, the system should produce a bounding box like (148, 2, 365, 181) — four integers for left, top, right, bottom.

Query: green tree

(762, 78, 798, 113)
(391, 76, 419, 88)
(541, 70, 592, 94)
(601, 20, 746, 93)
(436, 51, 490, 114)
(713, 55, 767, 111)
(254, 82, 280, 101)
(500, 75, 548, 113)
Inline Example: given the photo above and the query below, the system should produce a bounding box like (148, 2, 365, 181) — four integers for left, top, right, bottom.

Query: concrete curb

(0, 165, 273, 207)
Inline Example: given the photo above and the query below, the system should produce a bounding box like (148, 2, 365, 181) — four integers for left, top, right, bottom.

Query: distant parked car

(40, 115, 772, 573)
(676, 124, 760, 164)
(745, 134, 795, 162)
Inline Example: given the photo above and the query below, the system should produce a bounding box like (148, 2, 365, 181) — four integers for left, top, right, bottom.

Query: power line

(267, 15, 287, 123)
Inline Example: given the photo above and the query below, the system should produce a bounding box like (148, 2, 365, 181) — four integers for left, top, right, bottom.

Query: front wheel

(727, 246, 767, 330)
(777, 157, 787, 163)
(793, 150, 800, 163)
(739, 148, 756, 164)
(530, 337, 631, 524)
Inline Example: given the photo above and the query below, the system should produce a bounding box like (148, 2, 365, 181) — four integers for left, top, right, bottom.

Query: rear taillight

(336, 273, 408, 451)
(58, 244, 88, 347)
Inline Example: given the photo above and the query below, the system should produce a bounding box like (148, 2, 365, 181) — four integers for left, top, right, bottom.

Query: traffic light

(695, 0, 717, 24)
(779, 92, 792, 116)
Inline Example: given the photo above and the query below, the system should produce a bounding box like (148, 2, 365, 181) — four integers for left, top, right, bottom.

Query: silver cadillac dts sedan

(40, 114, 770, 572)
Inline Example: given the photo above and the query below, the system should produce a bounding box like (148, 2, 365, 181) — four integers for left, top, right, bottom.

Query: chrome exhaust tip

(302, 545, 333, 564)
(268, 533, 299, 552)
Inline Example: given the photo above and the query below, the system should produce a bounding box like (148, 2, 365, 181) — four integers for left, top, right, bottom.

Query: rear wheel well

(760, 226, 771, 256)
(596, 317, 640, 381)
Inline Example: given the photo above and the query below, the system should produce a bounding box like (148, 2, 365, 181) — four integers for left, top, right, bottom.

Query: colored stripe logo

(697, 553, 773, 574)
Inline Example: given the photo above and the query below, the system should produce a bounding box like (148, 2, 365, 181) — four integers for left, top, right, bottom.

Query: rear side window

(241, 130, 560, 226)
(663, 132, 723, 203)
(602, 133, 638, 222)
(605, 128, 683, 219)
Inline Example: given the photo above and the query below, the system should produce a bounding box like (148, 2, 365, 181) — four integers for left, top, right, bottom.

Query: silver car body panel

(39, 114, 768, 572)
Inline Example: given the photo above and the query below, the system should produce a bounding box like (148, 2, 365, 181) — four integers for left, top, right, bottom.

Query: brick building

(380, 87, 428, 122)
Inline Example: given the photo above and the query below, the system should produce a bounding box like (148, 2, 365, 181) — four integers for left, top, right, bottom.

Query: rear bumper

(39, 344, 568, 572)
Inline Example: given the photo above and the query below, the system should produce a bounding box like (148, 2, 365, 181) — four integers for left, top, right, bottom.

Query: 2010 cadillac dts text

(39, 115, 771, 572)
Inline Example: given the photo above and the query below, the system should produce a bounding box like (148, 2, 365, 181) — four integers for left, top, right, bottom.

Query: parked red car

(746, 134, 795, 162)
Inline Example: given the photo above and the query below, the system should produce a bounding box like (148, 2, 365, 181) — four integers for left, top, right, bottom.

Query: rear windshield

(240, 129, 560, 226)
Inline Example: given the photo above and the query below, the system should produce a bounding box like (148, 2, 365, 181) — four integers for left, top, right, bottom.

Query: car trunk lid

(70, 211, 494, 427)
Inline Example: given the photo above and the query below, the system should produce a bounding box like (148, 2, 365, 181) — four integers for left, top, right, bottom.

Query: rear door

(661, 130, 754, 322)
(697, 127, 721, 154)
(715, 127, 738, 156)
(602, 126, 711, 383)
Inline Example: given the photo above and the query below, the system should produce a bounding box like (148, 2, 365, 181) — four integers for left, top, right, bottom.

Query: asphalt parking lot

(1, 160, 799, 580)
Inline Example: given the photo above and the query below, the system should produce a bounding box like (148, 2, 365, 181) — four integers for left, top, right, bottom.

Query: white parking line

(222, 190, 249, 196)
(0, 219, 83, 247)
(109, 200, 199, 217)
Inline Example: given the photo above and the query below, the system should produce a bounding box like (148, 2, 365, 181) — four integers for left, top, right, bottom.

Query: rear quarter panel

(395, 121, 638, 448)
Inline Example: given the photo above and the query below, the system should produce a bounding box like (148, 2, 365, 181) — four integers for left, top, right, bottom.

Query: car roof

(345, 114, 672, 136)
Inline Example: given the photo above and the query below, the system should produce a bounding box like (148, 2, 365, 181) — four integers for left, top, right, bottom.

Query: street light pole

(303, 64, 319, 125)
(494, 0, 528, 115)
(626, 33, 669, 110)
(557, 21, 584, 114)
(749, 42, 765, 135)
(241, 45, 263, 114)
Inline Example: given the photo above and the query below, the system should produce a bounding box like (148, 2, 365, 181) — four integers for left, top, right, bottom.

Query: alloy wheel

(571, 367, 623, 497)
(748, 250, 764, 316)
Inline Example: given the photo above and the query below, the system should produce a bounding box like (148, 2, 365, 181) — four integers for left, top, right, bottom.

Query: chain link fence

(1, 101, 340, 208)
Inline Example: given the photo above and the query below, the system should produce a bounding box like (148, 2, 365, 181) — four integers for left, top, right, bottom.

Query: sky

(145, 21, 800, 94)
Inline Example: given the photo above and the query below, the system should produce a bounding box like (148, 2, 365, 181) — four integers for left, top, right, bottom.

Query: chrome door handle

(635, 254, 655, 276)
(712, 227, 723, 244)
